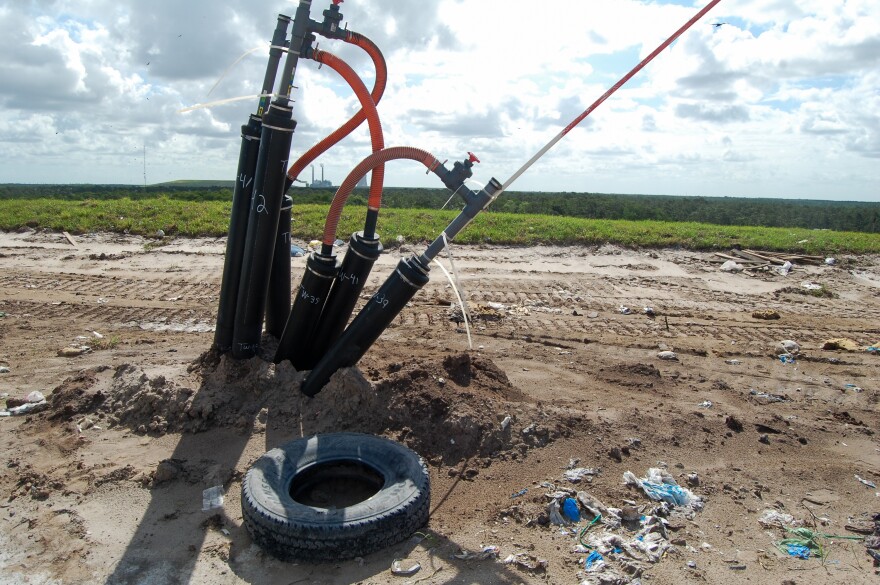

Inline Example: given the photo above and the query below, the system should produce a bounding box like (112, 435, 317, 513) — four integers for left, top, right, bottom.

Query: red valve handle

(332, 0, 344, 5)
(467, 152, 480, 164)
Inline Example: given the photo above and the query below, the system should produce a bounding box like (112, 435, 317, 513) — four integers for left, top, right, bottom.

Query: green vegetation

(1, 197, 879, 254)
(2, 185, 878, 233)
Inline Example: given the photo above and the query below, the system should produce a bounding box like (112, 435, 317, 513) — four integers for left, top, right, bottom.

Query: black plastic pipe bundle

(214, 14, 291, 352)
(229, 0, 314, 358)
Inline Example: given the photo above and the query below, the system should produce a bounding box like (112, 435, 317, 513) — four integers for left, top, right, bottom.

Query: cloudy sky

(0, 0, 877, 201)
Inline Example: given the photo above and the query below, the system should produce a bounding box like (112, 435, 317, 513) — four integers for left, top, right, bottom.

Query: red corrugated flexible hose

(321, 147, 442, 253)
(286, 32, 386, 193)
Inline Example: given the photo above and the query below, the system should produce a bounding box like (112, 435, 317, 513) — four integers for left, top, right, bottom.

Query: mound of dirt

(38, 351, 577, 465)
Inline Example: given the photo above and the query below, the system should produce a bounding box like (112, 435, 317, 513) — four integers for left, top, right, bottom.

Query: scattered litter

(725, 359, 741, 365)
(758, 509, 801, 529)
(778, 340, 800, 354)
(26, 391, 45, 403)
(390, 558, 421, 576)
(0, 366, 9, 374)
(720, 260, 743, 273)
(220, 528, 230, 537)
(779, 354, 796, 364)
(201, 486, 224, 511)
(855, 475, 877, 489)
(867, 343, 878, 354)
(623, 468, 701, 509)
(453, 545, 499, 560)
(822, 338, 860, 352)
(584, 550, 604, 571)
(290, 245, 305, 257)
(657, 351, 678, 361)
(643, 307, 655, 316)
(801, 281, 822, 290)
(844, 384, 863, 393)
(825, 257, 836, 265)
(487, 302, 506, 311)
(4, 400, 48, 416)
(92, 331, 104, 339)
(510, 488, 528, 499)
(156, 229, 165, 238)
(687, 560, 697, 569)
(777, 261, 793, 275)
(307, 239, 321, 251)
(500, 415, 512, 431)
(698, 400, 713, 409)
(548, 499, 568, 525)
(749, 390, 789, 404)
(502, 553, 548, 572)
(564, 468, 598, 483)
(562, 498, 581, 522)
(618, 305, 632, 315)
(785, 544, 811, 559)
(333, 239, 345, 247)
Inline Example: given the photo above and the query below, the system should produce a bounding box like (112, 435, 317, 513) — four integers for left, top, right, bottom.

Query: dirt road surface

(1, 229, 878, 584)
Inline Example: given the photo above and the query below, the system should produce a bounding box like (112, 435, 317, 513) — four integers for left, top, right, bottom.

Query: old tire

(241, 432, 430, 561)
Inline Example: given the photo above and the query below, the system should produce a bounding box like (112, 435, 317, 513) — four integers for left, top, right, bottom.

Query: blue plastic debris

(290, 245, 305, 257)
(786, 544, 811, 559)
(585, 550, 604, 570)
(562, 498, 580, 522)
(510, 488, 528, 499)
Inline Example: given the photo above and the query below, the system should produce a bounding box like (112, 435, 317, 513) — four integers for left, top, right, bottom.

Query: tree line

(1, 184, 877, 233)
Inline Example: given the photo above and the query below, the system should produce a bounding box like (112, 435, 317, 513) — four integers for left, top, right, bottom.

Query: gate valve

(322, 1, 344, 35)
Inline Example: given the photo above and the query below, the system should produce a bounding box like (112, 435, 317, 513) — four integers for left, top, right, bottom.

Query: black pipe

(300, 254, 430, 396)
(266, 192, 293, 338)
(258, 14, 293, 116)
(306, 232, 382, 366)
(213, 117, 262, 352)
(213, 14, 292, 353)
(274, 252, 340, 368)
(231, 104, 297, 358)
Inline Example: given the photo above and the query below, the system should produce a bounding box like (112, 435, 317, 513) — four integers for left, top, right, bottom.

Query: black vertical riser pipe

(274, 253, 340, 368)
(266, 193, 293, 337)
(213, 14, 290, 353)
(305, 232, 382, 367)
(213, 117, 262, 352)
(231, 104, 296, 359)
(300, 255, 430, 396)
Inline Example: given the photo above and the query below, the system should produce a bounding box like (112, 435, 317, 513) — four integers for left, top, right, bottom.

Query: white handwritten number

(256, 194, 268, 215)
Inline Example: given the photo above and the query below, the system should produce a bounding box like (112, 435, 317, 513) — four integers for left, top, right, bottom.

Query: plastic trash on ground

(564, 467, 598, 483)
(657, 351, 678, 361)
(855, 475, 877, 489)
(758, 509, 801, 529)
(562, 497, 581, 522)
(453, 545, 499, 560)
(290, 244, 305, 257)
(390, 559, 421, 576)
(623, 468, 701, 510)
(778, 340, 800, 354)
(720, 260, 743, 273)
(202, 485, 224, 511)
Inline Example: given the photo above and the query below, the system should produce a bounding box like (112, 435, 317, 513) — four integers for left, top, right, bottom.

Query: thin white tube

(431, 258, 473, 350)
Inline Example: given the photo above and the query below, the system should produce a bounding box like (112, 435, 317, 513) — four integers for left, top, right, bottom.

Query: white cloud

(0, 0, 876, 200)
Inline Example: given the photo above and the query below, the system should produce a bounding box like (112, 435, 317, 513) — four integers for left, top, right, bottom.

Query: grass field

(1, 197, 878, 254)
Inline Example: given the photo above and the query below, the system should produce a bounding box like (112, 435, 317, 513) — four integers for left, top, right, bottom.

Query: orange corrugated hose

(322, 147, 442, 249)
(285, 32, 386, 195)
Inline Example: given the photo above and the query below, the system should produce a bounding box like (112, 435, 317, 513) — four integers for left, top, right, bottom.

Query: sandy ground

(0, 228, 878, 585)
